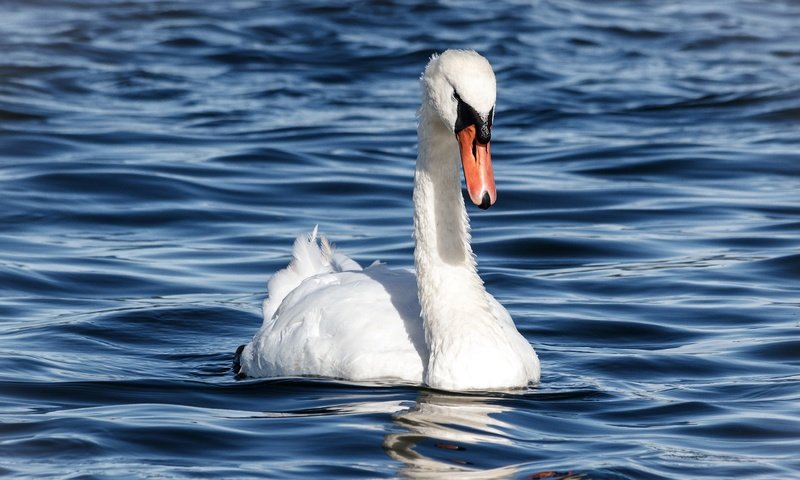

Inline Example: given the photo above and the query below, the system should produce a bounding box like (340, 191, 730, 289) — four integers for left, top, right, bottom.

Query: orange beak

(456, 124, 496, 209)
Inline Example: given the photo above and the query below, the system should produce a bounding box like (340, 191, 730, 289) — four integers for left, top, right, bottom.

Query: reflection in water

(384, 391, 582, 479)
(384, 391, 517, 478)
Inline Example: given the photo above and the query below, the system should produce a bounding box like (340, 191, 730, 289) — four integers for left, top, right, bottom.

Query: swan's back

(237, 230, 427, 382)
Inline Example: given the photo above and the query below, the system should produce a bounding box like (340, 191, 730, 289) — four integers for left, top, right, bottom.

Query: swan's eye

(453, 91, 462, 102)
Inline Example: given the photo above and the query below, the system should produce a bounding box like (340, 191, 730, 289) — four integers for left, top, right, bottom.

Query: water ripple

(2, 0, 799, 478)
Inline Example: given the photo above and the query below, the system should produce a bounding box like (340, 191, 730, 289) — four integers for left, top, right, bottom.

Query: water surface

(1, 1, 799, 478)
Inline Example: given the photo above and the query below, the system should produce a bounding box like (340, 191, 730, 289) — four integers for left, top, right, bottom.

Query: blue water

(1, 0, 799, 478)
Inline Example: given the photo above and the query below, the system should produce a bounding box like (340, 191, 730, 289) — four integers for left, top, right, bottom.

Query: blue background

(1, 1, 799, 478)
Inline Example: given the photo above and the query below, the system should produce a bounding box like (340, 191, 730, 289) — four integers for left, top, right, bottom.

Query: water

(1, 0, 799, 478)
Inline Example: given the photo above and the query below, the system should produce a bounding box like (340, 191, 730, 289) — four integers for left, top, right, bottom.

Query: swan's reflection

(383, 390, 519, 479)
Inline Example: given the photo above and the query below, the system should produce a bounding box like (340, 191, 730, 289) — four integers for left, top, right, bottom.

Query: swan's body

(236, 50, 540, 391)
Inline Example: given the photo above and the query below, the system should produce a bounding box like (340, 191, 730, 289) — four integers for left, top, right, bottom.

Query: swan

(234, 50, 540, 391)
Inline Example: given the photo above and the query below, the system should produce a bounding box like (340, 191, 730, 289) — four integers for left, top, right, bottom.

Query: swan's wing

(262, 227, 362, 322)
(321, 235, 362, 273)
(241, 265, 426, 383)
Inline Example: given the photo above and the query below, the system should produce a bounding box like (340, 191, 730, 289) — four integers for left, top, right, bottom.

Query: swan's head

(422, 50, 497, 209)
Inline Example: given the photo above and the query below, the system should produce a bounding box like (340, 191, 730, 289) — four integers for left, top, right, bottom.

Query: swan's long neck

(413, 101, 495, 377)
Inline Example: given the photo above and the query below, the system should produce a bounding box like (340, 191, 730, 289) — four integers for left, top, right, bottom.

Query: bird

(234, 50, 540, 391)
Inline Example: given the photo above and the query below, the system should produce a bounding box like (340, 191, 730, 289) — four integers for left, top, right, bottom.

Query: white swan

(235, 50, 540, 391)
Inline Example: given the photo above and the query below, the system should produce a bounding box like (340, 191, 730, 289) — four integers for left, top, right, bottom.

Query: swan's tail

(262, 226, 361, 322)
